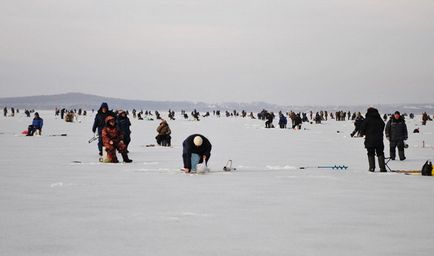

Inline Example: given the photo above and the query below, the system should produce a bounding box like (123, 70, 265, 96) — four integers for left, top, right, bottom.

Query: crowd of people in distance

(2, 104, 433, 173)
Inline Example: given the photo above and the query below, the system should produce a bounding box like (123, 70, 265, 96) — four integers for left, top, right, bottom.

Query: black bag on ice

(421, 161, 432, 176)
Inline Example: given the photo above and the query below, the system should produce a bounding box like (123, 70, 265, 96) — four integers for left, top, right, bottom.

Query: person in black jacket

(92, 102, 115, 156)
(181, 134, 212, 173)
(117, 110, 131, 151)
(385, 111, 408, 160)
(350, 112, 365, 137)
(359, 107, 386, 172)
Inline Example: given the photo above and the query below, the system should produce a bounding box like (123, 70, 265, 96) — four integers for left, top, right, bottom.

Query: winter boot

(398, 150, 406, 161)
(122, 152, 133, 163)
(368, 155, 375, 172)
(378, 155, 387, 172)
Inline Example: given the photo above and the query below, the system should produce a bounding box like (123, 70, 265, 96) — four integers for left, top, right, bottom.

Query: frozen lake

(1, 110, 434, 255)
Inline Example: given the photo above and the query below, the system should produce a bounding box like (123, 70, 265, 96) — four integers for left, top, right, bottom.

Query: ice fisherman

(101, 116, 132, 163)
(156, 120, 171, 147)
(181, 134, 212, 173)
(359, 107, 386, 172)
(26, 112, 44, 136)
(116, 110, 131, 151)
(385, 111, 408, 161)
(92, 102, 115, 156)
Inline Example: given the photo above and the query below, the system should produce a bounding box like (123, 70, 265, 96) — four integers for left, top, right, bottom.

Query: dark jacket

(385, 117, 408, 141)
(279, 115, 287, 125)
(92, 103, 115, 134)
(117, 115, 131, 137)
(354, 115, 365, 129)
(182, 134, 212, 169)
(359, 108, 385, 148)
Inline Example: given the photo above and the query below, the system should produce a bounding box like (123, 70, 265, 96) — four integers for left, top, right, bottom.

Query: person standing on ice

(359, 107, 386, 172)
(92, 102, 115, 156)
(116, 110, 131, 151)
(181, 134, 212, 173)
(385, 111, 408, 161)
(101, 116, 132, 163)
(278, 113, 287, 129)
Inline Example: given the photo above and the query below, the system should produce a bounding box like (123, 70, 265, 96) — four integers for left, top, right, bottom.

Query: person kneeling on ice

(181, 134, 212, 173)
(156, 120, 171, 147)
(27, 112, 43, 136)
(101, 116, 132, 163)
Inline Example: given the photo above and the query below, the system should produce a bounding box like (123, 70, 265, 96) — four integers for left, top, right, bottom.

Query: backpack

(421, 161, 433, 176)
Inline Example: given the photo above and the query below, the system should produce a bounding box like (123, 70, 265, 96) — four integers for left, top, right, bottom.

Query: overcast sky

(1, 0, 433, 105)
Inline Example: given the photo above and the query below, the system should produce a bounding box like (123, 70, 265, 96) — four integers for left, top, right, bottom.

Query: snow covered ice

(1, 111, 434, 256)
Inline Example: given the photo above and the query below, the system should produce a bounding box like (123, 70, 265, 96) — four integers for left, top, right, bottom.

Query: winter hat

(105, 115, 115, 124)
(193, 136, 203, 147)
(100, 102, 109, 110)
(394, 111, 400, 115)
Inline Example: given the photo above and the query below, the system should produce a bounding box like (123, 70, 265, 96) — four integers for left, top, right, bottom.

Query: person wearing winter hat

(116, 110, 132, 151)
(181, 134, 212, 173)
(359, 107, 386, 172)
(155, 119, 171, 147)
(92, 102, 115, 156)
(101, 116, 132, 163)
(385, 111, 408, 160)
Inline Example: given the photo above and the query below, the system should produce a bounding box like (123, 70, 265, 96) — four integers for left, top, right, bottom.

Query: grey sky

(1, 0, 433, 105)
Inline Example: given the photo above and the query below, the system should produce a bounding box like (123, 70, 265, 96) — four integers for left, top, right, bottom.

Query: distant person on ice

(350, 112, 364, 137)
(385, 111, 408, 161)
(156, 120, 171, 147)
(101, 116, 132, 163)
(359, 107, 386, 172)
(181, 134, 212, 173)
(26, 112, 44, 136)
(92, 102, 115, 156)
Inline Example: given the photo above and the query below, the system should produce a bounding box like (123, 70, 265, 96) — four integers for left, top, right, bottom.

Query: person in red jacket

(101, 116, 132, 163)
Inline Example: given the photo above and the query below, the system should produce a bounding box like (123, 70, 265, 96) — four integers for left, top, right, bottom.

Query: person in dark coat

(350, 112, 365, 137)
(278, 113, 287, 129)
(92, 102, 115, 156)
(181, 134, 212, 173)
(293, 113, 302, 129)
(359, 107, 386, 172)
(101, 116, 132, 163)
(27, 112, 44, 136)
(385, 111, 408, 160)
(265, 112, 274, 128)
(116, 110, 131, 150)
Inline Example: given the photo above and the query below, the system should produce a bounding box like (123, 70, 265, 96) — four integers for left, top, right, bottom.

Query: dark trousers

(367, 145, 384, 157)
(156, 135, 171, 146)
(98, 131, 103, 153)
(390, 140, 405, 159)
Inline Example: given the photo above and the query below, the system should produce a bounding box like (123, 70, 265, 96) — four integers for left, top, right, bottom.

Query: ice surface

(1, 111, 434, 256)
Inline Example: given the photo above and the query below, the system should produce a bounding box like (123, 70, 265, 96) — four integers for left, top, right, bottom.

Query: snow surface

(1, 111, 434, 256)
